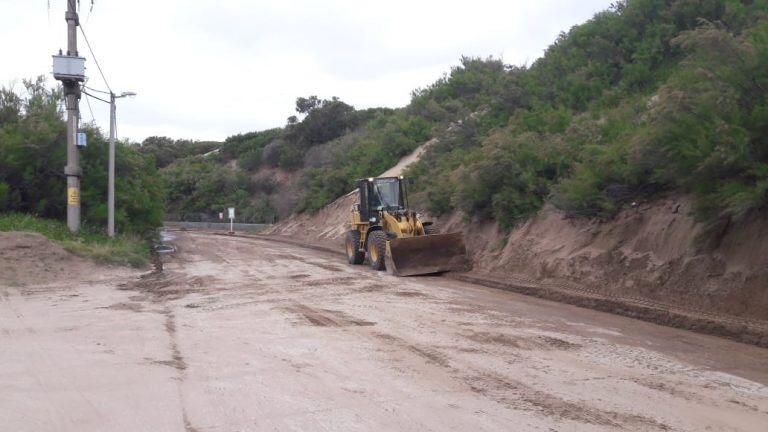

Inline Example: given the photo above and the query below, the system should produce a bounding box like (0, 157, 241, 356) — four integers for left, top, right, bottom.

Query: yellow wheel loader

(344, 176, 470, 276)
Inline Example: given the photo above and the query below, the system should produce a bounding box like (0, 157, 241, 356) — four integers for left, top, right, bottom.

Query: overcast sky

(2, 0, 614, 143)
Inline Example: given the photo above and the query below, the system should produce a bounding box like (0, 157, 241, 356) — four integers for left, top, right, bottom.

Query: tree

(295, 95, 321, 114)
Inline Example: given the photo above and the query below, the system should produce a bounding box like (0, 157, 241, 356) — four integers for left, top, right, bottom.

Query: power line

(67, 0, 112, 93)
(78, 27, 111, 93)
(82, 89, 110, 104)
(83, 91, 96, 123)
(83, 85, 111, 95)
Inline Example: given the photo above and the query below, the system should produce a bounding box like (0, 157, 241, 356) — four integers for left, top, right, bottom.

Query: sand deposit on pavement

(2, 231, 767, 431)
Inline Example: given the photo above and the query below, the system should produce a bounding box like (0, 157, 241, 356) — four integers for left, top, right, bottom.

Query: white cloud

(1, 0, 615, 142)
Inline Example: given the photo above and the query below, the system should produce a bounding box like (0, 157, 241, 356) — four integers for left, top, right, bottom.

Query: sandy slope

(264, 142, 768, 330)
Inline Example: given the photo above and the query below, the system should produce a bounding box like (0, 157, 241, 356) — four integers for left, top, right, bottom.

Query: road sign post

(228, 207, 235, 234)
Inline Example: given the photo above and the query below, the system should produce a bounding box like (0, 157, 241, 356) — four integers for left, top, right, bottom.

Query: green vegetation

(139, 136, 220, 168)
(0, 213, 150, 267)
(0, 77, 165, 234)
(137, 0, 768, 235)
(160, 95, 430, 219)
(296, 111, 431, 212)
(220, 128, 281, 170)
(404, 0, 768, 231)
(162, 156, 277, 222)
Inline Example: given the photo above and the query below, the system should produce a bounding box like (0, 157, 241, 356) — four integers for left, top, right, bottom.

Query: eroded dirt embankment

(264, 188, 768, 345)
(0, 232, 101, 286)
(443, 196, 768, 321)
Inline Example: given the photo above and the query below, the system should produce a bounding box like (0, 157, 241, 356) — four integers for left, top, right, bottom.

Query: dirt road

(2, 231, 768, 431)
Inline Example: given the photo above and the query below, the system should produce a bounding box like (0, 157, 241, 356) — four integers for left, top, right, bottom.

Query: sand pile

(0, 232, 98, 287)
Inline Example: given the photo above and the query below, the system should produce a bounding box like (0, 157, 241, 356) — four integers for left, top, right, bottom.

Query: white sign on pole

(228, 207, 235, 234)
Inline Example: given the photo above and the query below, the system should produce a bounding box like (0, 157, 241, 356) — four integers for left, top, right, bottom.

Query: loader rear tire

(367, 230, 388, 271)
(345, 230, 365, 265)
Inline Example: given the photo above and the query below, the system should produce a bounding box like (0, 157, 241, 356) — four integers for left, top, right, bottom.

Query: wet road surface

(2, 231, 768, 431)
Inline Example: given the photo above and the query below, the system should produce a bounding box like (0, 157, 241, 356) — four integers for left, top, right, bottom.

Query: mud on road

(2, 231, 768, 431)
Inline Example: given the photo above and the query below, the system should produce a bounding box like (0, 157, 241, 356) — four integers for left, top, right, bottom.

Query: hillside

(150, 101, 432, 222)
(262, 0, 768, 337)
(155, 0, 768, 234)
(149, 0, 768, 323)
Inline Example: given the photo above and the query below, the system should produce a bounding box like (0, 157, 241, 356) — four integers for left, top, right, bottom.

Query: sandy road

(1, 231, 768, 431)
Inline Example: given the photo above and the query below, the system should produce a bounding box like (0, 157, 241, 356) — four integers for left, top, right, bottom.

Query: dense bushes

(405, 0, 768, 231)
(220, 128, 282, 170)
(296, 111, 432, 212)
(218, 98, 364, 172)
(161, 156, 276, 223)
(139, 136, 219, 168)
(161, 96, 382, 219)
(0, 78, 164, 234)
(162, 0, 768, 231)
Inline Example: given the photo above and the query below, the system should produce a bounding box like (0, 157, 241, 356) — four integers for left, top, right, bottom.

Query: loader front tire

(345, 230, 365, 265)
(367, 230, 388, 271)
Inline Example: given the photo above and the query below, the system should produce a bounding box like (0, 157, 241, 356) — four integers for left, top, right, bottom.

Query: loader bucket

(385, 233, 471, 277)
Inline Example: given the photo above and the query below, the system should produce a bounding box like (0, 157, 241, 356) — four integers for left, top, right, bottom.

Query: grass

(0, 213, 152, 267)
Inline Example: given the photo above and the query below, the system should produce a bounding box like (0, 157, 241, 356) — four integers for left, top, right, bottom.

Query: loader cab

(357, 177, 407, 223)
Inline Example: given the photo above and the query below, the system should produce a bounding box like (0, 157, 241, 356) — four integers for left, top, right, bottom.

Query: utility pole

(63, 1, 82, 232)
(107, 91, 135, 237)
(108, 92, 116, 237)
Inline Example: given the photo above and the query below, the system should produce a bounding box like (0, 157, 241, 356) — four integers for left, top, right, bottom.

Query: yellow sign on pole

(67, 187, 79, 205)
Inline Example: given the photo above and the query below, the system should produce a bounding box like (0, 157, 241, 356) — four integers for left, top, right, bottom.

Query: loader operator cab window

(370, 178, 402, 211)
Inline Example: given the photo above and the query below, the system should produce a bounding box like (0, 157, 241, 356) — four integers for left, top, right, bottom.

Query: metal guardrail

(163, 221, 271, 232)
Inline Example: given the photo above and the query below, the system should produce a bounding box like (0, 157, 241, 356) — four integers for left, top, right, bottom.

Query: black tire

(424, 223, 439, 235)
(367, 230, 388, 271)
(345, 230, 365, 264)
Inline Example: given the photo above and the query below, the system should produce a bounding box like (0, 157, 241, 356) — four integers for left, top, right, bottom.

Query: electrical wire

(85, 0, 94, 25)
(84, 85, 111, 95)
(78, 27, 111, 93)
(83, 91, 96, 123)
(82, 89, 110, 104)
(67, 0, 112, 93)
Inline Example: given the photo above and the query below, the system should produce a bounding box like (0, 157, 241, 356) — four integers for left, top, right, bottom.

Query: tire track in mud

(117, 265, 201, 431)
(369, 329, 671, 430)
(219, 230, 768, 347)
(161, 309, 200, 432)
(283, 303, 376, 327)
(139, 231, 768, 430)
(450, 272, 768, 348)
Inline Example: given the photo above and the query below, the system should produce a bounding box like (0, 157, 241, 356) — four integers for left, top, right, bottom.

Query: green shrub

(0, 78, 165, 235)
(406, 0, 768, 230)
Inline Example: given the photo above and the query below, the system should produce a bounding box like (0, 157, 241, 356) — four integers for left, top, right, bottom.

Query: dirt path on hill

(1, 230, 767, 431)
